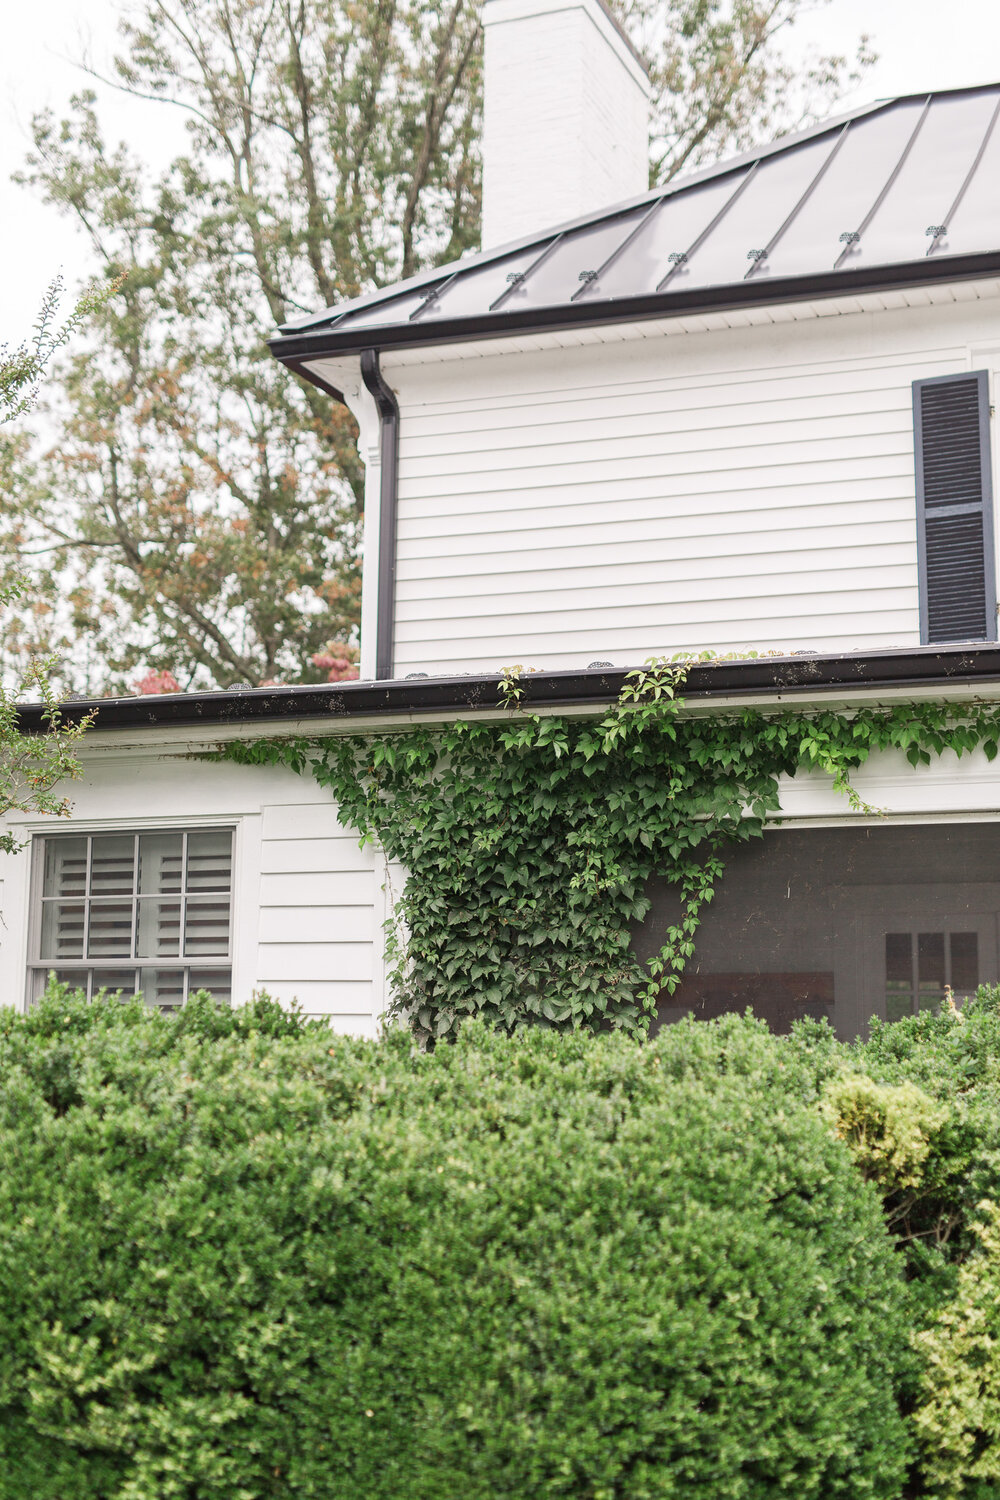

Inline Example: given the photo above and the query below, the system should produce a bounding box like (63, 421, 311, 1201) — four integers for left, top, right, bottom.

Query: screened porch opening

(635, 823, 1000, 1040)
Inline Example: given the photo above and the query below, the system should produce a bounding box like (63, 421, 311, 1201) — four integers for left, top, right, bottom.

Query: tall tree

(3, 0, 869, 692)
(620, 0, 872, 184)
(0, 285, 109, 839)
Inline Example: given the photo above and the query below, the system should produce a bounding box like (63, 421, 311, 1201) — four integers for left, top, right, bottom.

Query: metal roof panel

(762, 102, 926, 279)
(579, 171, 750, 301)
(671, 135, 836, 290)
(842, 91, 1000, 270)
(929, 95, 1000, 257)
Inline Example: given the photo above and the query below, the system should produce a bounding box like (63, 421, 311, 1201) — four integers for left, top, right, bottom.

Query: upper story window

(29, 828, 234, 1010)
(913, 370, 997, 645)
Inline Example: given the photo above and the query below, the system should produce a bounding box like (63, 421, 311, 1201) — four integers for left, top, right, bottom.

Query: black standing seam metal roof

(269, 83, 1000, 363)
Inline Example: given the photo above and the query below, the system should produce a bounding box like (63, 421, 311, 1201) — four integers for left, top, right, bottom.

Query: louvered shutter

(913, 370, 997, 645)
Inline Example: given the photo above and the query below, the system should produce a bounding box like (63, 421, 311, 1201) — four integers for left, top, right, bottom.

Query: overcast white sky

(2, 0, 1000, 348)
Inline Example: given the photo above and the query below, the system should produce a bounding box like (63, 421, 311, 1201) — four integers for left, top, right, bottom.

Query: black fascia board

(16, 644, 1000, 735)
(268, 251, 1000, 363)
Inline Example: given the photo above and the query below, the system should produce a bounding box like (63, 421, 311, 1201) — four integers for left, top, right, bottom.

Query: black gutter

(18, 644, 1000, 734)
(359, 350, 400, 680)
(268, 251, 1000, 362)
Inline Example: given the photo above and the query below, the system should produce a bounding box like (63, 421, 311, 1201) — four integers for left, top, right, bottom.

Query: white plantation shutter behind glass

(40, 837, 88, 961)
(33, 828, 233, 1008)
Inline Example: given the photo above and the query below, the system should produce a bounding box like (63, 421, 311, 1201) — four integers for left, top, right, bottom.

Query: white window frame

(26, 820, 238, 1009)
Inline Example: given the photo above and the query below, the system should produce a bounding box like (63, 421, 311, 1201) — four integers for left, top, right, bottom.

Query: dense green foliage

(224, 667, 1000, 1042)
(0, 991, 910, 1500)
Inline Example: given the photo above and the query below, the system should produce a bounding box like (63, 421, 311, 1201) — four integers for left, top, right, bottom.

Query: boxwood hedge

(0, 990, 909, 1499)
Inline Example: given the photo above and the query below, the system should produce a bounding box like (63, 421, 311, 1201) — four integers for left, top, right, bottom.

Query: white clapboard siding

(256, 800, 384, 1024)
(250, 981, 381, 1036)
(398, 500, 915, 557)
(259, 871, 376, 906)
(401, 537, 917, 588)
(258, 905, 377, 945)
(402, 391, 912, 452)
(256, 943, 374, 984)
(387, 295, 1000, 675)
(777, 745, 1000, 822)
(260, 838, 373, 874)
(400, 427, 912, 483)
(398, 571, 919, 620)
(260, 803, 352, 841)
(393, 613, 918, 662)
(393, 596, 916, 633)
(397, 450, 912, 507)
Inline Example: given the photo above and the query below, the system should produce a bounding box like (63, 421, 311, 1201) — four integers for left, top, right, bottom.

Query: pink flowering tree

(310, 643, 360, 683)
(132, 669, 181, 695)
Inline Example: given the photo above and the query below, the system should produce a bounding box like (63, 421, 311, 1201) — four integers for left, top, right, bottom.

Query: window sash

(27, 965, 233, 1011)
(34, 829, 234, 965)
(29, 827, 235, 1009)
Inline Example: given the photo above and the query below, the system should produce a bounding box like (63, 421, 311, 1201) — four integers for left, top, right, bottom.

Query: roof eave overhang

(268, 250, 1000, 365)
(18, 644, 1000, 736)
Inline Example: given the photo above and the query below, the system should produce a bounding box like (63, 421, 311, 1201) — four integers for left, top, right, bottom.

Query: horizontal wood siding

(389, 302, 1000, 675)
(256, 801, 382, 1030)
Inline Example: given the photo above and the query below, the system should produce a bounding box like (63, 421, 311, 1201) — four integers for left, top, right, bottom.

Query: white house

(7, 0, 1000, 1040)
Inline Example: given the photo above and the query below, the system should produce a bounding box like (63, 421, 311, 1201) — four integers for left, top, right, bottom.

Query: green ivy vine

(219, 661, 1000, 1042)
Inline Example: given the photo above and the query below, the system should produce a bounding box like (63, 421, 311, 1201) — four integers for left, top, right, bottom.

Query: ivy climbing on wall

(220, 662, 1000, 1043)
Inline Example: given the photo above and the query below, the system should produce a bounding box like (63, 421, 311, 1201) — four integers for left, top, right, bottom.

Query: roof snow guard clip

(578, 270, 599, 282)
(839, 231, 861, 244)
(747, 249, 767, 261)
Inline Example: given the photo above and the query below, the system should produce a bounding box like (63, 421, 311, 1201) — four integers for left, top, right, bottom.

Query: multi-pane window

(30, 828, 233, 1010)
(884, 930, 979, 1022)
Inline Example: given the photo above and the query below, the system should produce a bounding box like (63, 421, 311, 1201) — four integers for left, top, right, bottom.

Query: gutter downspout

(360, 350, 400, 681)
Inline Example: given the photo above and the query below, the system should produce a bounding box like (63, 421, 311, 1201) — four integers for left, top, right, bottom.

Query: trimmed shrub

(0, 996, 908, 1500)
(852, 989, 1000, 1272)
(859, 988, 1000, 1096)
(821, 1075, 949, 1194)
(912, 1204, 1000, 1498)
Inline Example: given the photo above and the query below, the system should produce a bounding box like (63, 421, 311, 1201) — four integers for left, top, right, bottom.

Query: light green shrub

(852, 989, 1000, 1269)
(821, 1075, 949, 1192)
(912, 1204, 1000, 1498)
(0, 996, 910, 1499)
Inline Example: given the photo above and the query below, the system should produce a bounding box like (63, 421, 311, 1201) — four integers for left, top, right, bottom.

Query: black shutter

(913, 370, 997, 645)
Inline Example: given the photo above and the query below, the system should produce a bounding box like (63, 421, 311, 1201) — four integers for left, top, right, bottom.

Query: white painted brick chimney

(481, 0, 650, 249)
